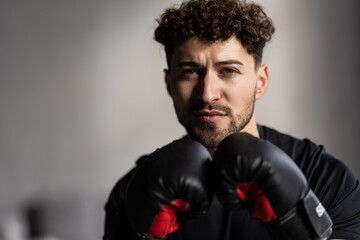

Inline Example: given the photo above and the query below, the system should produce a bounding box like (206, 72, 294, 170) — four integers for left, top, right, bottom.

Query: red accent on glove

(237, 182, 277, 222)
(148, 200, 190, 239)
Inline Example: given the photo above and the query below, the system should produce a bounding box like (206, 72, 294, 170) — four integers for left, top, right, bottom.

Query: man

(103, 0, 360, 239)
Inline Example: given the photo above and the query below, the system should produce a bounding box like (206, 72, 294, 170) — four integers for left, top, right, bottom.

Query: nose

(198, 71, 221, 104)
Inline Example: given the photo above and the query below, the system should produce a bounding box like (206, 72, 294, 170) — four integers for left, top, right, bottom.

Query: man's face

(165, 37, 268, 149)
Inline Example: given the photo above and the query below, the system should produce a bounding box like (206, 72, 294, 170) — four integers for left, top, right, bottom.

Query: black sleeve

(103, 167, 138, 240)
(287, 143, 360, 239)
(308, 152, 360, 240)
(103, 155, 150, 240)
(258, 125, 360, 239)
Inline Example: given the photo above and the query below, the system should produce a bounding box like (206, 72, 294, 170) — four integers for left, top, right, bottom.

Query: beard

(175, 96, 256, 149)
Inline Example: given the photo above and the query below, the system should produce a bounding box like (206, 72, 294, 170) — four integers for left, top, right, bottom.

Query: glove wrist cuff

(266, 189, 333, 240)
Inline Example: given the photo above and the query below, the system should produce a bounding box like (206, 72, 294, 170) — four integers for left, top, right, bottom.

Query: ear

(255, 64, 269, 100)
(165, 69, 172, 97)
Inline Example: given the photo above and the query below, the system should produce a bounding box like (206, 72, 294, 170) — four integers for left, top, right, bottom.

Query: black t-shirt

(103, 125, 360, 240)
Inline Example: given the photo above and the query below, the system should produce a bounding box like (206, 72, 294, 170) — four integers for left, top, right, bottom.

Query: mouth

(194, 110, 227, 123)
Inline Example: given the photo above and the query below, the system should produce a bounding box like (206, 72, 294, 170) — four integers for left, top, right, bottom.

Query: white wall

(258, 0, 360, 174)
(0, 0, 359, 239)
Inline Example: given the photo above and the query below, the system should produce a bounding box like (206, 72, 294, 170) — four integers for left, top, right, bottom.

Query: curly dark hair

(154, 0, 275, 68)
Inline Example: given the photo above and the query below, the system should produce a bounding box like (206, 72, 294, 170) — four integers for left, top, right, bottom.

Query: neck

(207, 147, 217, 157)
(240, 115, 259, 138)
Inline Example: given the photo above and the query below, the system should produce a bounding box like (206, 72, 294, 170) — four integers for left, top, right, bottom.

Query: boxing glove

(213, 133, 333, 240)
(125, 139, 213, 239)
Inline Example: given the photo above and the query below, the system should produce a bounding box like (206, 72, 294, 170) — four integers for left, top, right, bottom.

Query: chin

(187, 127, 229, 149)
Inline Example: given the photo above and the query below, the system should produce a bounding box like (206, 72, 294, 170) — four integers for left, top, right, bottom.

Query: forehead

(170, 37, 254, 66)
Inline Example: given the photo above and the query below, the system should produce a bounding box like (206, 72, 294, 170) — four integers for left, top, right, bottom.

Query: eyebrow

(175, 60, 244, 68)
(214, 60, 244, 66)
(176, 61, 199, 68)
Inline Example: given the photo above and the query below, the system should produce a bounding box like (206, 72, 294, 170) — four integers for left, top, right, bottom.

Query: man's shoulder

(257, 124, 320, 161)
(111, 155, 148, 196)
(257, 124, 351, 186)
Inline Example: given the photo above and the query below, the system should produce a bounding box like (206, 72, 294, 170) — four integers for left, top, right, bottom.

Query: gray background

(1, 0, 359, 239)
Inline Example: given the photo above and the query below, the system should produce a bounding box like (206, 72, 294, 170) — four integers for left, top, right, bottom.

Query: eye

(221, 68, 238, 74)
(183, 69, 197, 75)
(220, 67, 240, 77)
(178, 69, 199, 80)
